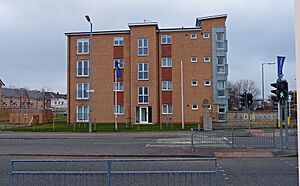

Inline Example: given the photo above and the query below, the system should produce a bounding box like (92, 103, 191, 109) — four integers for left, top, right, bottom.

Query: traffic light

(239, 92, 247, 107)
(247, 93, 253, 106)
(277, 79, 288, 101)
(270, 80, 279, 102)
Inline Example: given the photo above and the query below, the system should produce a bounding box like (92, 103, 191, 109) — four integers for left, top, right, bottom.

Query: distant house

(1, 88, 51, 109)
(45, 92, 67, 111)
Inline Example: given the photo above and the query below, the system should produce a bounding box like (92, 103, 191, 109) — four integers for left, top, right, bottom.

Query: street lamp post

(85, 15, 93, 133)
(261, 62, 275, 109)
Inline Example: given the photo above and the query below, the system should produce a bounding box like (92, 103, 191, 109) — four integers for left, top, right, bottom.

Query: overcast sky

(0, 0, 295, 97)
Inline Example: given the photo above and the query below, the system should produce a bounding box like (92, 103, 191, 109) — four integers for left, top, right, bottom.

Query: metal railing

(10, 158, 218, 186)
(191, 129, 276, 151)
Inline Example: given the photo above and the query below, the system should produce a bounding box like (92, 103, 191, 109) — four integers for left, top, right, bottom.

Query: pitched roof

(45, 92, 67, 99)
(2, 88, 21, 98)
(2, 88, 45, 99)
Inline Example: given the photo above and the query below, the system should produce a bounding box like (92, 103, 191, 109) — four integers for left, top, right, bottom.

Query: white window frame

(203, 33, 210, 39)
(77, 60, 89, 77)
(204, 80, 211, 86)
(191, 80, 198, 86)
(114, 82, 124, 92)
(161, 35, 172, 44)
(138, 38, 149, 56)
(113, 59, 124, 69)
(76, 105, 89, 122)
(114, 104, 124, 115)
(162, 81, 172, 91)
(192, 104, 198, 110)
(216, 32, 225, 49)
(217, 56, 226, 74)
(204, 56, 210, 62)
(191, 56, 197, 63)
(113, 36, 124, 46)
(190, 33, 197, 39)
(138, 86, 149, 104)
(162, 104, 173, 114)
(77, 38, 89, 54)
(76, 83, 89, 99)
(162, 57, 172, 67)
(216, 32, 225, 42)
(138, 63, 149, 80)
(217, 81, 226, 97)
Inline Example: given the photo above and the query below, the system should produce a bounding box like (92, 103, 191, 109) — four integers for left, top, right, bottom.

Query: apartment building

(66, 14, 228, 125)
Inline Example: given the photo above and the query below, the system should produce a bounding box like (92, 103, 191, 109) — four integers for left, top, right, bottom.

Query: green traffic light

(280, 92, 284, 98)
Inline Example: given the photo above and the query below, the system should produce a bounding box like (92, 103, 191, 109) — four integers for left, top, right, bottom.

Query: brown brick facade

(66, 15, 227, 124)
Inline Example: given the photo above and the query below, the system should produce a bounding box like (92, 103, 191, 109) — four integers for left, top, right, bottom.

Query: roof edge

(195, 14, 227, 26)
(128, 22, 158, 27)
(65, 30, 130, 36)
(0, 79, 5, 86)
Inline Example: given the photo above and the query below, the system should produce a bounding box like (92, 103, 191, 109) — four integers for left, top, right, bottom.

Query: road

(0, 131, 298, 185)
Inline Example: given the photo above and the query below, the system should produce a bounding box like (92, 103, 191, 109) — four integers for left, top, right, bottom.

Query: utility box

(203, 115, 212, 131)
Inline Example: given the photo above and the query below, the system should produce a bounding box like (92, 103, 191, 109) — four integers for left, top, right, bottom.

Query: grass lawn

(1, 122, 200, 132)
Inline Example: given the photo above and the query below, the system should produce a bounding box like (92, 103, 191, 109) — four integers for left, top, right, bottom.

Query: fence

(10, 158, 218, 186)
(191, 129, 276, 151)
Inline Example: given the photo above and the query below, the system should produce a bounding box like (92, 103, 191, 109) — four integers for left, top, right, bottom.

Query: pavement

(0, 131, 297, 158)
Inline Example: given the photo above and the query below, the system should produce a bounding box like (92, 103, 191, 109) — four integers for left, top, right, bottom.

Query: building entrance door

(139, 107, 148, 124)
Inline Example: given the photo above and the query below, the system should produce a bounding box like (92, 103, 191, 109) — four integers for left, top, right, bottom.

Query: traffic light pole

(247, 106, 250, 132)
(284, 100, 289, 149)
(279, 102, 283, 151)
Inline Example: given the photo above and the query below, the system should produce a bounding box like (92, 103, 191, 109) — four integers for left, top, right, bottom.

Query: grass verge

(1, 122, 199, 132)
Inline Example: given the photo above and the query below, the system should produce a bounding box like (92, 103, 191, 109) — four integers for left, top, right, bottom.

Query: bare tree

(228, 80, 260, 111)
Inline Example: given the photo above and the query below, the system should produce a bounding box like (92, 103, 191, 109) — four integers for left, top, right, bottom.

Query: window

(138, 63, 149, 80)
(217, 81, 226, 97)
(76, 105, 89, 122)
(77, 38, 89, 54)
(203, 33, 210, 39)
(218, 105, 226, 121)
(216, 32, 225, 49)
(204, 80, 211, 86)
(113, 59, 124, 68)
(138, 38, 149, 55)
(217, 66, 225, 73)
(77, 60, 89, 76)
(217, 56, 225, 65)
(204, 57, 210, 62)
(162, 57, 172, 67)
(138, 86, 149, 104)
(191, 80, 198, 86)
(203, 104, 211, 110)
(114, 105, 124, 114)
(162, 81, 172, 91)
(216, 32, 225, 41)
(77, 83, 89, 99)
(161, 35, 172, 44)
(217, 56, 225, 73)
(114, 36, 124, 46)
(162, 104, 172, 114)
(190, 34, 197, 39)
(192, 104, 198, 110)
(191, 56, 197, 62)
(114, 82, 124, 91)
